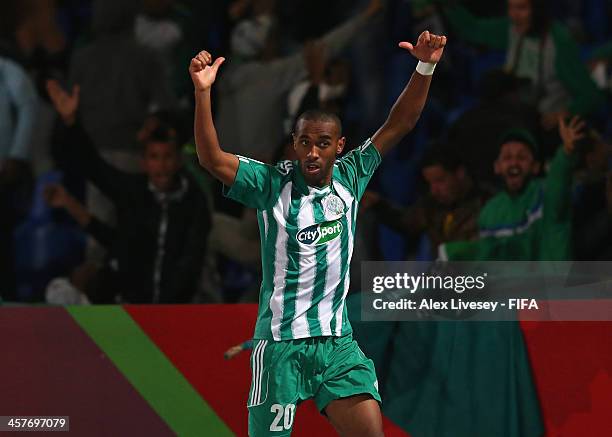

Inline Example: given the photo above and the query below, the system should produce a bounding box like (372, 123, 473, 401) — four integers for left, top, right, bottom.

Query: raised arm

(543, 115, 581, 223)
(237, 0, 382, 95)
(46, 80, 132, 202)
(43, 182, 116, 247)
(372, 31, 446, 155)
(190, 50, 239, 186)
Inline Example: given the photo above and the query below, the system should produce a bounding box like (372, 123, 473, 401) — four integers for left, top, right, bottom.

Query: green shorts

(247, 333, 381, 436)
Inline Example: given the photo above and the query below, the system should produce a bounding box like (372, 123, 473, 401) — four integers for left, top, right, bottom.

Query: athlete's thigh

(314, 334, 381, 413)
(247, 339, 300, 437)
(325, 394, 384, 437)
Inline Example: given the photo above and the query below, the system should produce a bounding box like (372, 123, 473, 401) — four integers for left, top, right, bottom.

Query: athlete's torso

(223, 139, 381, 340)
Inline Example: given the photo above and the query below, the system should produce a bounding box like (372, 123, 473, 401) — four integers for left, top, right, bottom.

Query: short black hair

(140, 124, 178, 154)
(294, 109, 343, 136)
(420, 143, 464, 172)
(146, 109, 190, 146)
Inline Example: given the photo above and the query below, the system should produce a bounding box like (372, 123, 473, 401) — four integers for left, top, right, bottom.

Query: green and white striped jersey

(224, 139, 381, 341)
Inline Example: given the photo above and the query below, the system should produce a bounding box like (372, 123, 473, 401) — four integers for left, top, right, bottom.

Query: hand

(43, 183, 71, 208)
(558, 115, 586, 155)
(224, 344, 244, 360)
(46, 80, 80, 126)
(189, 50, 225, 92)
(399, 30, 447, 64)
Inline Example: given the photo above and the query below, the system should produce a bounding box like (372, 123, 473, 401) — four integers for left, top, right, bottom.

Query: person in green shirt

(414, 116, 583, 437)
(441, 116, 583, 261)
(362, 143, 491, 254)
(442, 0, 604, 129)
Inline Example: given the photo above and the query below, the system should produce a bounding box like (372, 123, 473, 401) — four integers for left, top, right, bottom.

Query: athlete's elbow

(198, 151, 229, 179)
(196, 150, 211, 169)
(195, 144, 218, 170)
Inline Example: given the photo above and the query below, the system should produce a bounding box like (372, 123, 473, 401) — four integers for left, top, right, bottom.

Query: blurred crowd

(1, 0, 611, 305)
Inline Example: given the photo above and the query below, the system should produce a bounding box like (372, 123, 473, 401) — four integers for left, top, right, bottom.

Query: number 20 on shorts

(270, 403, 296, 432)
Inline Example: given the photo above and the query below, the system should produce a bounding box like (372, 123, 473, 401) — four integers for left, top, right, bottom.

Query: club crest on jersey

(321, 194, 345, 220)
(296, 220, 343, 245)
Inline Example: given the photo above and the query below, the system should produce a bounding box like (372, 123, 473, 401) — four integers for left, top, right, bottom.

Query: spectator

(215, 0, 382, 162)
(69, 0, 178, 264)
(46, 79, 210, 303)
(284, 47, 351, 136)
(69, 0, 176, 153)
(442, 0, 605, 130)
(406, 97, 585, 437)
(362, 144, 491, 255)
(424, 114, 585, 437)
(441, 117, 581, 261)
(135, 0, 204, 104)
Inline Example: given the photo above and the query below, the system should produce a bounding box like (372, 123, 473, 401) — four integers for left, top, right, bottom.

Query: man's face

(508, 0, 532, 34)
(293, 119, 345, 187)
(495, 141, 540, 193)
(422, 164, 464, 206)
(141, 141, 181, 192)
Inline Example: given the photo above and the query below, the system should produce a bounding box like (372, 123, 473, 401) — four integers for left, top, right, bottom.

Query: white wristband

(416, 61, 436, 76)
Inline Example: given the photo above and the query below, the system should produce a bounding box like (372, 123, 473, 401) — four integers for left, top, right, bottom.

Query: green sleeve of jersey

(223, 156, 283, 210)
(444, 6, 509, 50)
(552, 23, 605, 115)
(335, 139, 382, 200)
(543, 146, 575, 223)
(477, 196, 497, 231)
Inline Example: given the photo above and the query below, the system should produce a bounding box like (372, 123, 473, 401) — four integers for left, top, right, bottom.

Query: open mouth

(506, 167, 523, 180)
(304, 162, 321, 175)
(508, 167, 521, 176)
